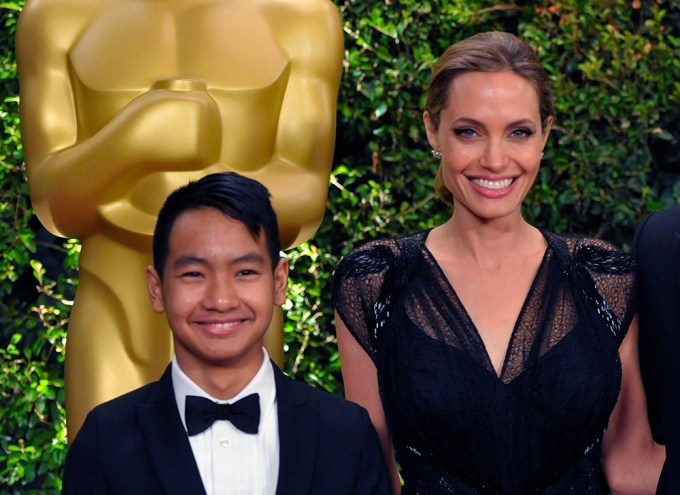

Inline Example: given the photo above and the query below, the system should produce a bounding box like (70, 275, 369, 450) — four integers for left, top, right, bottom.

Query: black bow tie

(185, 393, 260, 436)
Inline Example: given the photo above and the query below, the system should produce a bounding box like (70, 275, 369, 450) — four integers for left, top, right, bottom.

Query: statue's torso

(67, 1, 317, 240)
(70, 1, 290, 160)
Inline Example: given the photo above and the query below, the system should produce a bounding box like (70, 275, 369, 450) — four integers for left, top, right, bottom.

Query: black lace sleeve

(331, 239, 404, 362)
(571, 237, 638, 347)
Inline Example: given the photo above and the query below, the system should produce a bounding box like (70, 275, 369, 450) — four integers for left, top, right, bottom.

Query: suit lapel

(273, 363, 320, 495)
(138, 366, 206, 495)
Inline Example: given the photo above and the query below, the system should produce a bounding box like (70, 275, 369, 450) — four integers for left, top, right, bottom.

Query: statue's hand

(116, 77, 222, 174)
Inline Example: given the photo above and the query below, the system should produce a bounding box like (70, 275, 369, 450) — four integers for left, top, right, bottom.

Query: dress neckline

(416, 228, 553, 383)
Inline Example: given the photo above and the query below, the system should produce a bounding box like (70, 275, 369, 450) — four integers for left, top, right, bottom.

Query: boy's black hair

(153, 172, 281, 278)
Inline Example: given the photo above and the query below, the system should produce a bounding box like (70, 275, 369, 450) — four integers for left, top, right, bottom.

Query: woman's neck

(428, 212, 545, 271)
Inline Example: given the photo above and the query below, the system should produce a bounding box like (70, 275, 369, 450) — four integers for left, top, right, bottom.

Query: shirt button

(219, 438, 230, 448)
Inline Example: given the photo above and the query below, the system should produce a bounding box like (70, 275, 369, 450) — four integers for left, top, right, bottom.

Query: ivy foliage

(1, 0, 679, 491)
(1, 2, 72, 493)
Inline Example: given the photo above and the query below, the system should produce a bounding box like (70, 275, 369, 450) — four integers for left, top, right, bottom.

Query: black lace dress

(332, 230, 637, 495)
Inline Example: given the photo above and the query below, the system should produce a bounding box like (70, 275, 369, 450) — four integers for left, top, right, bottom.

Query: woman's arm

(602, 316, 665, 495)
(336, 313, 402, 494)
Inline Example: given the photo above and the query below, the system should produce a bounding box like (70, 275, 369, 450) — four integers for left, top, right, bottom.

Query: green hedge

(2, 0, 679, 491)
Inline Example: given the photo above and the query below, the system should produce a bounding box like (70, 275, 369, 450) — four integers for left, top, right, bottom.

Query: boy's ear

(146, 266, 165, 314)
(273, 258, 288, 306)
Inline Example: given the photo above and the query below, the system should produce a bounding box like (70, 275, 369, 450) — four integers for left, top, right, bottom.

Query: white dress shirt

(172, 349, 279, 495)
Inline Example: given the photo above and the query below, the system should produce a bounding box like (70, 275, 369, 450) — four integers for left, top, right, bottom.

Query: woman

(333, 31, 663, 494)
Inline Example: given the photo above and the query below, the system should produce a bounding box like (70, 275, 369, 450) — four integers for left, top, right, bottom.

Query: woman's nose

(482, 140, 507, 171)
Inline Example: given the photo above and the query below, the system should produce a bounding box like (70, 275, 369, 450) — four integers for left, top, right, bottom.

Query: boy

(62, 172, 389, 494)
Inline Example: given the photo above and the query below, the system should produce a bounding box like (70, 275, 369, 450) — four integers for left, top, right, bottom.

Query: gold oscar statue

(16, 0, 343, 439)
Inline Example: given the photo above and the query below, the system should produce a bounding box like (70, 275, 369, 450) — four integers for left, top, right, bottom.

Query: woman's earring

(431, 149, 442, 160)
(541, 152, 544, 159)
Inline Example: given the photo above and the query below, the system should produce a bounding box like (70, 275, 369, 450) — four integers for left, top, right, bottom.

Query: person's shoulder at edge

(635, 206, 680, 245)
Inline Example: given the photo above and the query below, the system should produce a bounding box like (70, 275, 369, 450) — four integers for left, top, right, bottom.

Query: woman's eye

(453, 128, 477, 138)
(511, 128, 534, 138)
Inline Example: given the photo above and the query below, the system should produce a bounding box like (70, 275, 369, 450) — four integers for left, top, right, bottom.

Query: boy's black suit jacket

(62, 362, 389, 495)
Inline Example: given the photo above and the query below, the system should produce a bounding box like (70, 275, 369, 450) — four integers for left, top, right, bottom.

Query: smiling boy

(62, 172, 389, 495)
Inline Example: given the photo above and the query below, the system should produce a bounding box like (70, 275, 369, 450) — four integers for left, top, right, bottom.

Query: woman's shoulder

(332, 232, 427, 356)
(546, 231, 636, 275)
(336, 231, 427, 278)
(546, 232, 637, 343)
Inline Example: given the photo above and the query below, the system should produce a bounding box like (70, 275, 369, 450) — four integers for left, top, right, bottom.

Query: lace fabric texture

(333, 230, 637, 495)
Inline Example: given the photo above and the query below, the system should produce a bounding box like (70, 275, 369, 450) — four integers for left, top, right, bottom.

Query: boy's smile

(147, 207, 287, 395)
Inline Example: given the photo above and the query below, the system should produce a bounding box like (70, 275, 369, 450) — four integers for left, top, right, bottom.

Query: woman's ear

(423, 111, 440, 151)
(542, 115, 554, 147)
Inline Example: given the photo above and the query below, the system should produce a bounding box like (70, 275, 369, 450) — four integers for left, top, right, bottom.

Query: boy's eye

(181, 271, 203, 278)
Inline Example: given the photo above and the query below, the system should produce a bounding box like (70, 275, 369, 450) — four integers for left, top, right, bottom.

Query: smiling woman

(424, 70, 551, 225)
(333, 31, 664, 495)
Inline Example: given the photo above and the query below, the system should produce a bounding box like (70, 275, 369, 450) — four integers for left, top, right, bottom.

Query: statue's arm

(17, 0, 98, 236)
(256, 0, 344, 246)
